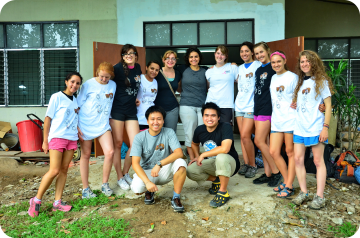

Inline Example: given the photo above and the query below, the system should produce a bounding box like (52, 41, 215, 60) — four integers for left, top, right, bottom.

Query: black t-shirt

(193, 122, 240, 176)
(254, 63, 276, 116)
(154, 69, 181, 111)
(111, 63, 142, 115)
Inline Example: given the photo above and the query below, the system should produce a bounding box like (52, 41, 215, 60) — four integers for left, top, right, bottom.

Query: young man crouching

(130, 105, 187, 212)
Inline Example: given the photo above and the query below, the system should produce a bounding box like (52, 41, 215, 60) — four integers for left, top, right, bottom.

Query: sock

(213, 177, 220, 183)
(218, 190, 227, 195)
(172, 191, 180, 199)
(34, 197, 41, 203)
(54, 199, 61, 206)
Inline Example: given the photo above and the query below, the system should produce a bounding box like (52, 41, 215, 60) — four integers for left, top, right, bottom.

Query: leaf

(283, 222, 304, 227)
(308, 223, 316, 227)
(150, 222, 155, 229)
(0, 214, 3, 217)
(202, 217, 209, 221)
(2, 228, 5, 232)
(73, 193, 82, 196)
(161, 220, 166, 225)
(108, 197, 115, 200)
(344, 201, 350, 204)
(60, 218, 71, 222)
(226, 206, 231, 212)
(288, 215, 299, 219)
(61, 230, 71, 234)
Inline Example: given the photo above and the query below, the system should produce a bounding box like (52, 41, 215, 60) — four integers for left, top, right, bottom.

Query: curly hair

(184, 47, 202, 67)
(120, 44, 138, 86)
(292, 50, 335, 103)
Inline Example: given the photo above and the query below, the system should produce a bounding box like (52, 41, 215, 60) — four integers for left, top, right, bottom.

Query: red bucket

(16, 116, 43, 152)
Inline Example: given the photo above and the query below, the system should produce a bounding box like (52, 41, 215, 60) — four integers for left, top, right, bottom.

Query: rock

(188, 235, 193, 238)
(217, 228, 225, 231)
(185, 212, 196, 220)
(242, 229, 248, 233)
(331, 218, 343, 225)
(17, 211, 27, 216)
(347, 206, 356, 213)
(146, 228, 154, 233)
(187, 230, 190, 233)
(303, 205, 308, 208)
(341, 187, 349, 191)
(4, 184, 14, 189)
(122, 207, 138, 215)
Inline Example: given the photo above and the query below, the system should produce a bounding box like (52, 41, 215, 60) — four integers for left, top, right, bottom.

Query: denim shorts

(271, 130, 293, 134)
(293, 134, 328, 147)
(235, 111, 254, 119)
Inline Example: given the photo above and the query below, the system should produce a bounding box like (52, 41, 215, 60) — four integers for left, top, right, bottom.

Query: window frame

(0, 21, 80, 107)
(143, 19, 255, 48)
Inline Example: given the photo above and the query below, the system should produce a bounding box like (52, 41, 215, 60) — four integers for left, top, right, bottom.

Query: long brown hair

(292, 50, 335, 103)
(120, 44, 138, 86)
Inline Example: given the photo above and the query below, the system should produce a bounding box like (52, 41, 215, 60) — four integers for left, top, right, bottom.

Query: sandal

(277, 187, 294, 199)
(273, 182, 285, 192)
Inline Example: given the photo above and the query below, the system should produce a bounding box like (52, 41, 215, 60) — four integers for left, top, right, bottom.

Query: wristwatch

(157, 161, 163, 168)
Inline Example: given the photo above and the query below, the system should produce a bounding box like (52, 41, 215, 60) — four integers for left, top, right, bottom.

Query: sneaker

(209, 191, 230, 207)
(171, 197, 185, 212)
(101, 183, 113, 197)
(28, 197, 41, 217)
(244, 165, 258, 178)
(52, 200, 72, 212)
(253, 173, 272, 184)
(82, 187, 97, 199)
(117, 177, 130, 190)
(267, 173, 283, 187)
(238, 164, 249, 175)
(124, 173, 133, 185)
(292, 191, 308, 206)
(144, 191, 155, 205)
(309, 195, 325, 210)
(208, 177, 220, 195)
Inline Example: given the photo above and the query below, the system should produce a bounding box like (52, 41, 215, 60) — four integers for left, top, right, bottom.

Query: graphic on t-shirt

(64, 108, 77, 131)
(275, 85, 285, 109)
(94, 90, 115, 115)
(125, 75, 141, 96)
(299, 88, 311, 113)
(141, 87, 157, 104)
(203, 140, 217, 159)
(222, 70, 230, 74)
(255, 72, 268, 95)
(151, 88, 157, 94)
(155, 143, 165, 151)
(239, 72, 254, 94)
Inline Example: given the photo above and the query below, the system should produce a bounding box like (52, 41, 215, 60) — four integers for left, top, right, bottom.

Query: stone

(187, 230, 190, 233)
(146, 228, 154, 233)
(217, 228, 225, 231)
(331, 218, 343, 225)
(347, 206, 356, 213)
(17, 211, 27, 216)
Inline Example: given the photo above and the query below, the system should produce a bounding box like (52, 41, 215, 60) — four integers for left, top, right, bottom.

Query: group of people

(28, 41, 334, 217)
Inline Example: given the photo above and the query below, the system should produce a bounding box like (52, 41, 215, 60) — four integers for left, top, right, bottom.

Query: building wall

(285, 0, 360, 38)
(116, 0, 285, 46)
(0, 0, 117, 133)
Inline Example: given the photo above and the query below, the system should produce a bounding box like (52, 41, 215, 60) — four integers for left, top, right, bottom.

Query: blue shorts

(271, 131, 293, 134)
(293, 134, 328, 147)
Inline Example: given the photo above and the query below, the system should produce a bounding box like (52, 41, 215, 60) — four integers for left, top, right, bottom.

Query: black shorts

(111, 112, 138, 121)
(219, 108, 233, 125)
(139, 124, 149, 130)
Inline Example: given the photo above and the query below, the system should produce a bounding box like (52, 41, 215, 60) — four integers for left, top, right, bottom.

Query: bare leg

(187, 147, 195, 161)
(218, 176, 229, 192)
(312, 143, 326, 198)
(122, 120, 139, 174)
(270, 133, 287, 186)
(110, 119, 125, 180)
(173, 167, 187, 194)
(237, 116, 249, 165)
(79, 140, 92, 189)
(241, 117, 256, 167)
(98, 131, 115, 184)
(54, 149, 74, 200)
(294, 143, 307, 194)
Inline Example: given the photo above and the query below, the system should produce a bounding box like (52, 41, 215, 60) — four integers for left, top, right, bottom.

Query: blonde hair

(96, 62, 115, 79)
(254, 41, 271, 59)
(215, 45, 229, 63)
(162, 50, 178, 63)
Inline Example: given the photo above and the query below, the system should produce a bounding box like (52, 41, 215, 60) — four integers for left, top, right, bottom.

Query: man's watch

(156, 161, 163, 168)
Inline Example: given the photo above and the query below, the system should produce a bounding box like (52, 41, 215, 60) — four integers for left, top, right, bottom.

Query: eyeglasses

(165, 57, 176, 62)
(122, 52, 136, 56)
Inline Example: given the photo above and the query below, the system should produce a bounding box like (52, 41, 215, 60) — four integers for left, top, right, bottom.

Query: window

(0, 21, 79, 106)
(305, 37, 360, 97)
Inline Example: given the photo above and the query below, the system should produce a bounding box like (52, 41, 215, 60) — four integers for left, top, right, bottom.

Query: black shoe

(209, 177, 220, 195)
(171, 197, 185, 212)
(144, 191, 155, 205)
(253, 173, 272, 184)
(209, 191, 230, 207)
(267, 173, 283, 187)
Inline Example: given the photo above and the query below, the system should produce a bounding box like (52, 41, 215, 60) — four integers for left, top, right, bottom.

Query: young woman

(205, 45, 238, 125)
(28, 72, 82, 217)
(252, 42, 282, 187)
(77, 62, 117, 198)
(111, 44, 142, 190)
(137, 60, 161, 130)
(292, 50, 334, 209)
(268, 51, 298, 198)
(154, 50, 182, 132)
(178, 48, 208, 161)
(235, 42, 262, 178)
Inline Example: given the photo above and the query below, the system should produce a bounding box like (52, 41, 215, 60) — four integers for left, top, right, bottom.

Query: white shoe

(124, 173, 133, 185)
(117, 177, 130, 190)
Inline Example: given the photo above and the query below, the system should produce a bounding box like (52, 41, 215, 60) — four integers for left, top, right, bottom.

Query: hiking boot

(208, 177, 220, 195)
(267, 173, 283, 187)
(238, 164, 249, 175)
(292, 191, 308, 206)
(124, 173, 133, 185)
(210, 191, 230, 207)
(52, 200, 72, 212)
(82, 187, 97, 199)
(171, 197, 185, 212)
(144, 191, 155, 205)
(309, 195, 325, 210)
(245, 165, 258, 178)
(101, 183, 113, 197)
(28, 197, 41, 217)
(117, 177, 130, 190)
(253, 173, 272, 184)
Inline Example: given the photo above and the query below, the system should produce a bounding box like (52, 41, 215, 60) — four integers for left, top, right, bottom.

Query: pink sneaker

(28, 197, 41, 217)
(52, 200, 72, 212)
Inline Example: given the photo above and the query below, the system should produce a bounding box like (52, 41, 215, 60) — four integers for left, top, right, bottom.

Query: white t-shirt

(270, 71, 298, 131)
(77, 78, 117, 140)
(46, 92, 79, 143)
(294, 78, 331, 137)
(205, 63, 238, 108)
(137, 74, 158, 125)
(234, 61, 262, 112)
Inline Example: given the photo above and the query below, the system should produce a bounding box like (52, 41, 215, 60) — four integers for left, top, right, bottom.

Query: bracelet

(323, 125, 329, 129)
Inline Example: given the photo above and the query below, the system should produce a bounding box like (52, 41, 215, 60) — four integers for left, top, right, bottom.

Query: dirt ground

(1, 153, 360, 237)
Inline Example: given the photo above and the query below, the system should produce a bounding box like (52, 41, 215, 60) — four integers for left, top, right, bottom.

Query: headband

(270, 52, 286, 60)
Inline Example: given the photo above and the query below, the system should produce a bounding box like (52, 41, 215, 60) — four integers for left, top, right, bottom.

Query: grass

(328, 222, 358, 237)
(288, 203, 305, 221)
(0, 191, 131, 238)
